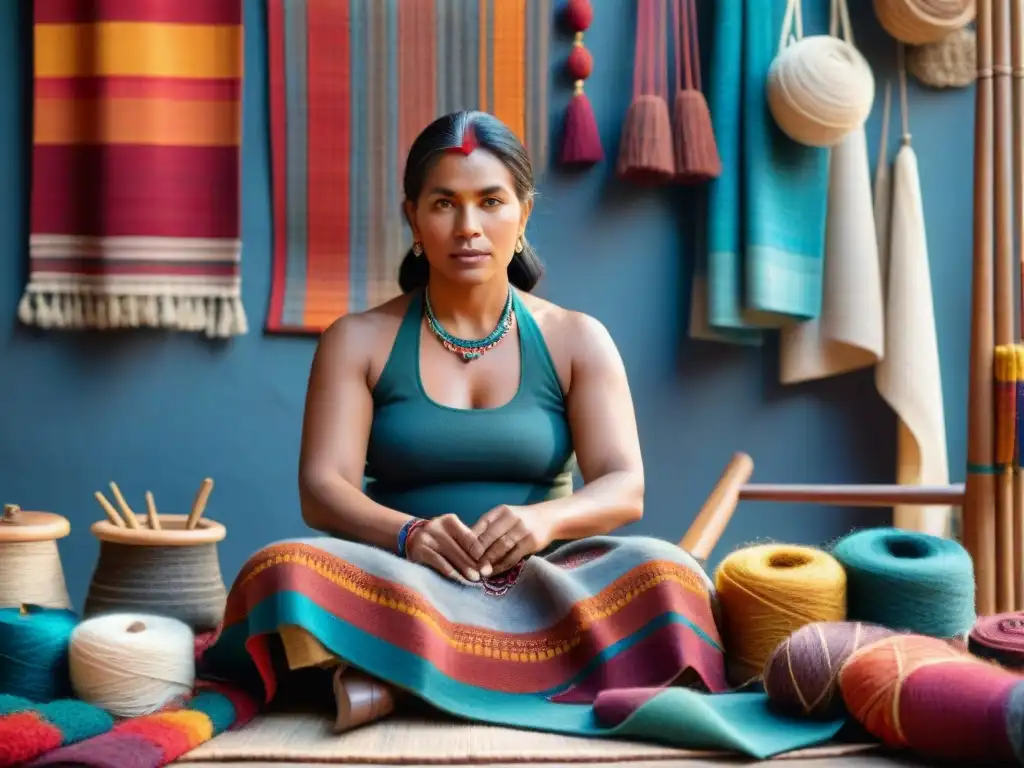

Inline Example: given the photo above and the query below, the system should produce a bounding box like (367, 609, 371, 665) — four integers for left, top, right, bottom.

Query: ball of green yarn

(831, 527, 975, 638)
(0, 605, 78, 702)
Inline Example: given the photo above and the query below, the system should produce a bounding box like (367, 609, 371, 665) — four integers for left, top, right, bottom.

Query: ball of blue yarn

(831, 527, 975, 638)
(0, 604, 78, 702)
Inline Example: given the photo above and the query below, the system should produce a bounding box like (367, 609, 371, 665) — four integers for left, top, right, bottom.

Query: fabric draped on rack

(266, 0, 551, 335)
(199, 535, 847, 760)
(19, 0, 248, 338)
(874, 51, 952, 538)
(779, 0, 885, 383)
(689, 0, 829, 346)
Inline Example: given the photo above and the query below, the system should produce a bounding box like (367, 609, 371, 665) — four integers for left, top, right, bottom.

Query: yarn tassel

(617, 0, 674, 184)
(671, 0, 721, 183)
(559, 0, 603, 166)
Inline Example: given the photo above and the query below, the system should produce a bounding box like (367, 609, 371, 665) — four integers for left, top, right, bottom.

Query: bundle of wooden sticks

(963, 0, 1024, 615)
(93, 478, 215, 531)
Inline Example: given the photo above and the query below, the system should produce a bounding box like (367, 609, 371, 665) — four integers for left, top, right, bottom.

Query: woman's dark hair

(398, 111, 544, 293)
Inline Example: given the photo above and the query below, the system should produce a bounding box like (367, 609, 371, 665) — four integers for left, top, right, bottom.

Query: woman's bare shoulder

(519, 292, 614, 348)
(317, 293, 415, 363)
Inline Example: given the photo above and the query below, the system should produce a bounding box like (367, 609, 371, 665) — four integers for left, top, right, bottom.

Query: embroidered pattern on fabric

(479, 559, 526, 596)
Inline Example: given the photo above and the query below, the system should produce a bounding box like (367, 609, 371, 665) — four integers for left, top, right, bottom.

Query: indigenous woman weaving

(203, 112, 727, 733)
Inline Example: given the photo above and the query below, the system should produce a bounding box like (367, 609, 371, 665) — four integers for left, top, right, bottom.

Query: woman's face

(405, 148, 531, 288)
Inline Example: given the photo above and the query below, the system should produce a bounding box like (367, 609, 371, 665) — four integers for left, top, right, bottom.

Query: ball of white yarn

(69, 613, 196, 718)
(767, 35, 876, 148)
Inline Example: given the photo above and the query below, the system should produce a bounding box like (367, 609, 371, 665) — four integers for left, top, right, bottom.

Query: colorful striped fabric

(0, 682, 258, 768)
(199, 535, 847, 759)
(19, 0, 248, 338)
(266, 0, 551, 334)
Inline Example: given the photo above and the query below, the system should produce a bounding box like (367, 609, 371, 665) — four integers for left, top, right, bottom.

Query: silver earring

(515, 236, 524, 254)
(412, 242, 423, 257)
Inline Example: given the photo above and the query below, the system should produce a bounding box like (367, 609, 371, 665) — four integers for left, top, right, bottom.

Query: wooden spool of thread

(0, 504, 72, 610)
(84, 480, 227, 632)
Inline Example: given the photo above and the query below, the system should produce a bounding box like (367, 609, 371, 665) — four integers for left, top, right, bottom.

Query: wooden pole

(994, 0, 1015, 612)
(965, 0, 998, 617)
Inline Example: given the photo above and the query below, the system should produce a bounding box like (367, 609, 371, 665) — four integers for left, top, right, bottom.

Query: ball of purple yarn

(763, 621, 896, 719)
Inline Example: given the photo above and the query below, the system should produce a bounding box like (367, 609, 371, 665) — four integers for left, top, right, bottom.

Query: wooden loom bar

(965, 0, 998, 617)
(739, 484, 965, 508)
(994, 0, 1015, 613)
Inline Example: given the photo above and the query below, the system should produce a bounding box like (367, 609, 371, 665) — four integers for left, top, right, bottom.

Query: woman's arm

(298, 315, 414, 550)
(533, 312, 645, 540)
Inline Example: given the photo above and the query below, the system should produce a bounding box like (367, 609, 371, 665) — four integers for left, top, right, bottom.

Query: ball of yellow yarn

(714, 544, 847, 686)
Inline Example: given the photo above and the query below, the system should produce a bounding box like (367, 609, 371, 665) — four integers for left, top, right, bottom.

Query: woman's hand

(472, 505, 553, 577)
(405, 514, 485, 582)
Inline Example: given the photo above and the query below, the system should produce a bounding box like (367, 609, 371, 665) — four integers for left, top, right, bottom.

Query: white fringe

(16, 292, 249, 338)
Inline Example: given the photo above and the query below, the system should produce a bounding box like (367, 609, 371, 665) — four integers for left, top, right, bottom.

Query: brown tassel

(671, 0, 721, 183)
(617, 0, 674, 184)
(559, 1, 603, 167)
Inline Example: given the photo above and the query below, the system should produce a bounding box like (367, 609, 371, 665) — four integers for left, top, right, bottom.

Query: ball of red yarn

(839, 633, 1023, 763)
(763, 621, 895, 719)
(566, 45, 593, 81)
(562, 0, 593, 33)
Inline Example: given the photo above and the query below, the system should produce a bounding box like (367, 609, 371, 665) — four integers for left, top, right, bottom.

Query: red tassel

(561, 84, 603, 166)
(559, 0, 602, 168)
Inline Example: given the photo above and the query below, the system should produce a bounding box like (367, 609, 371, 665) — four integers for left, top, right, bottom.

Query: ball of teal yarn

(831, 527, 975, 638)
(0, 605, 78, 702)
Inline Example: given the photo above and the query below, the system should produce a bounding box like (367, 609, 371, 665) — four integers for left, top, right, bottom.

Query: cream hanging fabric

(779, 0, 884, 384)
(874, 48, 952, 538)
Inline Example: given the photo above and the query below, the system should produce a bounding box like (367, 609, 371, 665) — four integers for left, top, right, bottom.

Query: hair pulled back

(398, 110, 543, 293)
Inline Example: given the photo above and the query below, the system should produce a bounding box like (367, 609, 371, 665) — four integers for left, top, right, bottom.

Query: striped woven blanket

(20, 0, 247, 338)
(200, 535, 847, 759)
(0, 682, 257, 768)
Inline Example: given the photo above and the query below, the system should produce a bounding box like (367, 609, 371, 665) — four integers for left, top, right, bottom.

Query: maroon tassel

(617, 0, 675, 185)
(559, 0, 603, 167)
(670, 0, 721, 183)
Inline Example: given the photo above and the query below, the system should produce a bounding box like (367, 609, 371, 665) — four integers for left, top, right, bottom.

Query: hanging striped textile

(19, 0, 248, 338)
(266, 0, 550, 335)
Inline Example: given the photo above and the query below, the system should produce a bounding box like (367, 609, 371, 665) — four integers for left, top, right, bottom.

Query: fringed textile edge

(17, 290, 249, 339)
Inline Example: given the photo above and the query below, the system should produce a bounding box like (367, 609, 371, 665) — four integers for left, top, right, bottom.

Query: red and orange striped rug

(19, 0, 247, 338)
(266, 0, 551, 335)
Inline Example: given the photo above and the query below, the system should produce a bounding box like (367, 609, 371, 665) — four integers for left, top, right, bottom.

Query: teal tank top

(365, 288, 576, 527)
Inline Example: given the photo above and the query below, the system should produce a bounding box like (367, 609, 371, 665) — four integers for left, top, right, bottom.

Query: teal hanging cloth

(688, 0, 761, 345)
(741, 0, 829, 326)
(689, 0, 829, 344)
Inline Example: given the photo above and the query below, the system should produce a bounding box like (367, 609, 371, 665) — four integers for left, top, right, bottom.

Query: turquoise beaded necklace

(423, 287, 515, 362)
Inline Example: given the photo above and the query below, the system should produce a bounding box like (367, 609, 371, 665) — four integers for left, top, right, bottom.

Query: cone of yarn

(0, 604, 78, 702)
(839, 633, 1024, 763)
(873, 0, 975, 45)
(617, 0, 674, 184)
(767, 34, 875, 148)
(968, 612, 1024, 668)
(669, 0, 720, 183)
(831, 527, 976, 638)
(713, 543, 847, 686)
(763, 621, 896, 719)
(68, 612, 196, 717)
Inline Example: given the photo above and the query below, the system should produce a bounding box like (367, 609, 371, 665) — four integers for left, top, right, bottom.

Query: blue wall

(0, 1, 976, 610)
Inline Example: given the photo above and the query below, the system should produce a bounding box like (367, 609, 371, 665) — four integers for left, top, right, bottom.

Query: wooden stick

(1012, 0, 1024, 609)
(994, 0, 1016, 613)
(145, 491, 161, 530)
(186, 478, 214, 530)
(108, 482, 140, 529)
(94, 491, 126, 527)
(965, 0, 998, 617)
(739, 484, 965, 507)
(679, 453, 753, 561)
